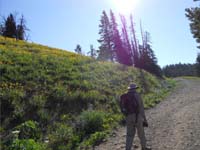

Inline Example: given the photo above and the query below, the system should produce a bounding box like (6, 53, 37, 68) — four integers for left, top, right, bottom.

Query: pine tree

(0, 24, 4, 36)
(186, 0, 200, 76)
(119, 15, 132, 65)
(97, 11, 113, 61)
(130, 14, 139, 67)
(1, 13, 28, 40)
(16, 15, 27, 40)
(74, 44, 82, 54)
(185, 0, 200, 49)
(196, 53, 200, 76)
(87, 45, 97, 58)
(110, 10, 127, 64)
(139, 31, 162, 77)
(97, 10, 161, 74)
(109, 10, 118, 61)
(3, 14, 17, 38)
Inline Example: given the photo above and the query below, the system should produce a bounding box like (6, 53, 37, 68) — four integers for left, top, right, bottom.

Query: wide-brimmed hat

(128, 83, 138, 90)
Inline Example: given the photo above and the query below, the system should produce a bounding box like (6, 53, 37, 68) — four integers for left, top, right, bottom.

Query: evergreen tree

(186, 1, 200, 76)
(74, 44, 82, 54)
(110, 10, 129, 65)
(0, 24, 4, 36)
(87, 45, 97, 58)
(97, 11, 113, 61)
(1, 13, 28, 40)
(139, 31, 162, 77)
(16, 15, 27, 40)
(3, 14, 17, 38)
(120, 15, 132, 65)
(185, 0, 200, 48)
(130, 14, 139, 67)
(196, 53, 200, 76)
(97, 10, 161, 76)
(109, 10, 118, 61)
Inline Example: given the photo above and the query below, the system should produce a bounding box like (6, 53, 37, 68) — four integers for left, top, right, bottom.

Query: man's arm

(135, 93, 147, 122)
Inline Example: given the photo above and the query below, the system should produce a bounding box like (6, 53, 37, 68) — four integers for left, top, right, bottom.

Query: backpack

(120, 92, 139, 116)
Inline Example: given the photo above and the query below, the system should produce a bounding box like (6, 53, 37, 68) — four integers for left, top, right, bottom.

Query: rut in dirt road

(95, 78, 200, 150)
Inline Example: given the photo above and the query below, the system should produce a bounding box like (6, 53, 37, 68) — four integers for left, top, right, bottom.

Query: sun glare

(112, 0, 139, 15)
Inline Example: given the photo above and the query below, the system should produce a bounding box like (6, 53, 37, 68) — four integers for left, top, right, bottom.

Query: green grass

(0, 36, 176, 149)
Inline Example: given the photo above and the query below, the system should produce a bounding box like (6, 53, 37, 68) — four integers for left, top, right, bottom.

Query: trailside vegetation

(0, 36, 174, 149)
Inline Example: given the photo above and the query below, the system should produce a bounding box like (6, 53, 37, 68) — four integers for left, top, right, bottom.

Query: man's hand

(143, 121, 148, 127)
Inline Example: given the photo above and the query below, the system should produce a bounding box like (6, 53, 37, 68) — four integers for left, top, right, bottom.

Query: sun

(111, 0, 139, 15)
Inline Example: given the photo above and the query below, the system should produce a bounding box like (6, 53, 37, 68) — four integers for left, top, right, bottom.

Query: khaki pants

(126, 113, 146, 150)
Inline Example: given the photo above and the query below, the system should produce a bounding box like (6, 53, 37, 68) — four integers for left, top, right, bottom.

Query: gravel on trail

(95, 78, 200, 150)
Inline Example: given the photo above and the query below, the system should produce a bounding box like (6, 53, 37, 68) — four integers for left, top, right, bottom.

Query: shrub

(77, 111, 106, 136)
(9, 139, 46, 150)
(15, 120, 41, 141)
(0, 88, 25, 126)
(48, 123, 80, 150)
(102, 113, 122, 130)
(79, 131, 107, 149)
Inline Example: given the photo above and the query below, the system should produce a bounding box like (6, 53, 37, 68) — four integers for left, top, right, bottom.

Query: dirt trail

(95, 78, 200, 150)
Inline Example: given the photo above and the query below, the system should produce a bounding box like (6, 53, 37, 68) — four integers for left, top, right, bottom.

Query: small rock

(114, 142, 118, 145)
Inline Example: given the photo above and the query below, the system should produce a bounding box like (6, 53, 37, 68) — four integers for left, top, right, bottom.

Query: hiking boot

(142, 147, 151, 150)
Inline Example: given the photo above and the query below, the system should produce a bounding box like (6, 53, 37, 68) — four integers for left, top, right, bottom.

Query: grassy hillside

(0, 36, 175, 149)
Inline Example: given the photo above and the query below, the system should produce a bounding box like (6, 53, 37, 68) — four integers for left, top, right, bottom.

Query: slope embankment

(0, 36, 174, 149)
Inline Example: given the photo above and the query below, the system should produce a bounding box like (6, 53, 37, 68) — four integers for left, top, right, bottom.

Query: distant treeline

(162, 62, 199, 77)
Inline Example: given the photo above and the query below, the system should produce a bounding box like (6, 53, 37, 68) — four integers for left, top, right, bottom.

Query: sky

(0, 0, 199, 67)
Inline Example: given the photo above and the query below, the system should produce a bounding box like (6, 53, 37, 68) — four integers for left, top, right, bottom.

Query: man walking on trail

(120, 83, 151, 150)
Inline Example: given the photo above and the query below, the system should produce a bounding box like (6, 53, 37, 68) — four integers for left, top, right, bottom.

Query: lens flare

(111, 0, 139, 14)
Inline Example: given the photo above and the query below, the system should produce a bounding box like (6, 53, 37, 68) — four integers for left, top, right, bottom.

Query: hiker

(120, 83, 151, 150)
